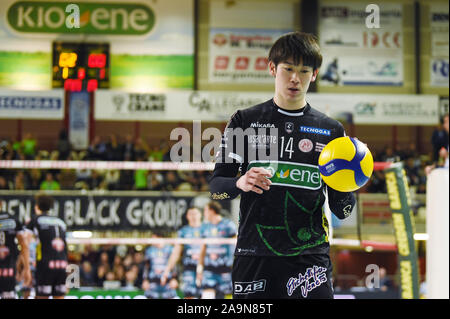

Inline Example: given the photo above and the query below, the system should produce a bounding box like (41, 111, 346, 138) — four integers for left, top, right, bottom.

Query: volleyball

(318, 136, 374, 192)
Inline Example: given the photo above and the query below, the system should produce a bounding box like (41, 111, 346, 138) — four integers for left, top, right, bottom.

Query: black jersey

(209, 99, 356, 257)
(0, 212, 24, 266)
(26, 215, 68, 263)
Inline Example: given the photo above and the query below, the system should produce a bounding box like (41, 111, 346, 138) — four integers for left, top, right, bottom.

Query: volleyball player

(143, 233, 179, 299)
(0, 211, 31, 299)
(161, 206, 203, 298)
(209, 31, 356, 299)
(26, 193, 68, 299)
(196, 201, 236, 299)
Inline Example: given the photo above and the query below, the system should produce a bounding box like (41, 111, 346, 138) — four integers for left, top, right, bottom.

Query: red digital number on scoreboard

(88, 53, 106, 68)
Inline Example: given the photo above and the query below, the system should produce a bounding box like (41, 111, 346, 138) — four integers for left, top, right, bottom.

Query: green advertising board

(7, 1, 155, 35)
(384, 163, 420, 299)
(66, 289, 146, 299)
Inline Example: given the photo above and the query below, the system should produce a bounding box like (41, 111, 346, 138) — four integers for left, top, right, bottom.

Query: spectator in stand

(59, 169, 77, 190)
(119, 155, 135, 190)
(431, 114, 449, 163)
(134, 137, 150, 160)
(105, 134, 122, 161)
(426, 113, 449, 174)
(104, 169, 121, 190)
(80, 261, 97, 287)
(87, 170, 104, 190)
(14, 170, 28, 190)
(134, 157, 149, 190)
(380, 146, 399, 163)
(148, 145, 164, 162)
(161, 171, 181, 191)
(80, 244, 99, 266)
(40, 171, 60, 190)
(28, 169, 42, 190)
(22, 133, 37, 160)
(0, 175, 10, 190)
(56, 129, 72, 160)
(87, 135, 107, 160)
(124, 264, 139, 289)
(121, 134, 135, 161)
(378, 267, 395, 292)
(147, 172, 163, 191)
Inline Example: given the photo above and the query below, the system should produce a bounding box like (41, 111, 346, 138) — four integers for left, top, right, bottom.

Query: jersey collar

(272, 99, 310, 117)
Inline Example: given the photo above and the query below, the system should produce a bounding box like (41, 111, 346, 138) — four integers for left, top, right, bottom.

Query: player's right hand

(236, 167, 272, 194)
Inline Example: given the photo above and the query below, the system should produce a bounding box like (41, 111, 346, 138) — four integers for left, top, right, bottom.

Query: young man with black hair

(0, 210, 31, 299)
(26, 193, 68, 299)
(209, 31, 356, 299)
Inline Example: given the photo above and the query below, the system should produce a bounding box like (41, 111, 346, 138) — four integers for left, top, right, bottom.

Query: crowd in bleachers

(0, 130, 211, 192)
(74, 244, 147, 289)
(1, 122, 448, 194)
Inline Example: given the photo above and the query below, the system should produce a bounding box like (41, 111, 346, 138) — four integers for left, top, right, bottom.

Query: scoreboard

(52, 42, 110, 91)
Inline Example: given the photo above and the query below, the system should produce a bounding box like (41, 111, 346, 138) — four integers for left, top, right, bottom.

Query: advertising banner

(94, 89, 439, 125)
(69, 91, 90, 150)
(208, 28, 290, 83)
(0, 191, 230, 231)
(66, 289, 146, 299)
(429, 3, 449, 88)
(0, 88, 64, 119)
(384, 163, 420, 299)
(319, 2, 403, 86)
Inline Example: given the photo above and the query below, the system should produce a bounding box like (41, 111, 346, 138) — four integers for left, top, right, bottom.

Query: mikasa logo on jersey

(250, 122, 275, 128)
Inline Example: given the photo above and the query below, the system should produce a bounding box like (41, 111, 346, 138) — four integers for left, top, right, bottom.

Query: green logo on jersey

(248, 161, 322, 190)
(256, 191, 328, 257)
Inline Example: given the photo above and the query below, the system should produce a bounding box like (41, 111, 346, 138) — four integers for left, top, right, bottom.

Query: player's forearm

(209, 175, 242, 200)
(166, 245, 182, 273)
(327, 187, 356, 220)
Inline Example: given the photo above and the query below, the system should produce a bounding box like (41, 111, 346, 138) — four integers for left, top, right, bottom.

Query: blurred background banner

(93, 89, 439, 125)
(208, 28, 290, 83)
(0, 88, 63, 119)
(429, 2, 449, 88)
(69, 91, 90, 150)
(0, 191, 230, 231)
(319, 1, 403, 86)
(384, 164, 420, 299)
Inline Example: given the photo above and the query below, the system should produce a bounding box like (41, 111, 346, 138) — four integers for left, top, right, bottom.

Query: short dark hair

(206, 201, 222, 215)
(35, 192, 54, 213)
(268, 31, 322, 70)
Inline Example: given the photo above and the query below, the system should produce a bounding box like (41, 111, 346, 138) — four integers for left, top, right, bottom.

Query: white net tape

(0, 160, 215, 171)
(66, 237, 362, 247)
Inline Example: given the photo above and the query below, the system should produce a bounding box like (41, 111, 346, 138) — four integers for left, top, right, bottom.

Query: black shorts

(0, 264, 16, 299)
(232, 254, 334, 299)
(35, 260, 67, 297)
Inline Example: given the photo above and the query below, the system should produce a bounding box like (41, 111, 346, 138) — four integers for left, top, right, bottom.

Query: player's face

(270, 59, 318, 108)
(203, 206, 213, 222)
(186, 208, 201, 225)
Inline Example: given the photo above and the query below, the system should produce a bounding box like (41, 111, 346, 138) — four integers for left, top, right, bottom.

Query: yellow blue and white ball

(318, 136, 374, 192)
